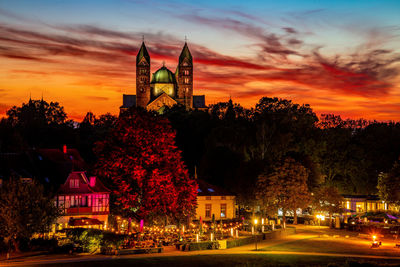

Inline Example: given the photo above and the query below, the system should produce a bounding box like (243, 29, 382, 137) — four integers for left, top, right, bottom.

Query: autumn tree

(312, 186, 344, 228)
(256, 158, 310, 225)
(94, 109, 197, 223)
(0, 179, 60, 252)
(377, 161, 400, 205)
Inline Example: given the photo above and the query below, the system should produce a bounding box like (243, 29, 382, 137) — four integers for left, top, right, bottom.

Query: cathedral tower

(176, 42, 193, 108)
(136, 42, 151, 108)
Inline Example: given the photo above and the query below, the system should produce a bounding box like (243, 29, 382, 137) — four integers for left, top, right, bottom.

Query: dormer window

(70, 179, 79, 188)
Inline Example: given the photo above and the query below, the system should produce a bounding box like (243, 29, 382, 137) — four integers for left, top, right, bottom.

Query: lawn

(261, 236, 400, 257)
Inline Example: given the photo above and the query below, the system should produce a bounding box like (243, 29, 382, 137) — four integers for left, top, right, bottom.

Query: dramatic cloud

(0, 7, 399, 121)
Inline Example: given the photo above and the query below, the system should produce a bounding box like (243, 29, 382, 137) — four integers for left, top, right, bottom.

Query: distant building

(120, 41, 207, 113)
(195, 179, 236, 221)
(342, 195, 397, 215)
(0, 145, 86, 191)
(54, 171, 110, 228)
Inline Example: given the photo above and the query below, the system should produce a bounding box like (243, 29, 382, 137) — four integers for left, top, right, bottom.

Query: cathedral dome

(151, 66, 177, 84)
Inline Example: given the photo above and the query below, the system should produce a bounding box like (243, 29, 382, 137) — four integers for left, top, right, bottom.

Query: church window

(184, 78, 189, 84)
(184, 70, 189, 75)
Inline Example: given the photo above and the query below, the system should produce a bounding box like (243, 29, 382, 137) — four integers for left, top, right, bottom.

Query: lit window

(205, 204, 212, 218)
(70, 179, 79, 188)
(206, 196, 211, 200)
(184, 78, 189, 84)
(221, 196, 226, 200)
(220, 204, 227, 218)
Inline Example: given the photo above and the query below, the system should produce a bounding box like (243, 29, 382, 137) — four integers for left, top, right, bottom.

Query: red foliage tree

(94, 109, 197, 221)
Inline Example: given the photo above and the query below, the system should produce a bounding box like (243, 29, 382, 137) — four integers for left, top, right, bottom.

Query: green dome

(151, 66, 176, 84)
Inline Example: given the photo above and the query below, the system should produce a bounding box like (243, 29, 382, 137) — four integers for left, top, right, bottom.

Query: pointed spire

(136, 41, 150, 65)
(179, 41, 192, 65)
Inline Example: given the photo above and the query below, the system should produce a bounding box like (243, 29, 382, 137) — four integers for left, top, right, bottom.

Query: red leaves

(95, 110, 197, 219)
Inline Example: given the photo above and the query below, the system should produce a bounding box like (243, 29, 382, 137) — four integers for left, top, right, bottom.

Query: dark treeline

(1, 97, 400, 207)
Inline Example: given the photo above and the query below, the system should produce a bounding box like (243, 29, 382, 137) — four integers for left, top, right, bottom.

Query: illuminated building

(120, 41, 206, 113)
(54, 171, 110, 228)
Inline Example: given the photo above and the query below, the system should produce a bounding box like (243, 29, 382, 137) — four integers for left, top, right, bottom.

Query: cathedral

(120, 41, 206, 113)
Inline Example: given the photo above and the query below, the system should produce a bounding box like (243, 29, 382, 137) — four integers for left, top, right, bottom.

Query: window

(184, 70, 189, 75)
(184, 78, 189, 84)
(205, 204, 212, 218)
(220, 204, 227, 218)
(70, 179, 79, 188)
(206, 196, 211, 200)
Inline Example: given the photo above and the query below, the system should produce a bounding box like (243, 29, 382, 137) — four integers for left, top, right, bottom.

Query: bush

(29, 238, 58, 251)
(101, 232, 125, 250)
(66, 228, 103, 253)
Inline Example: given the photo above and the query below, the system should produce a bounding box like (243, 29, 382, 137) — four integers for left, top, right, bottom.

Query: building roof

(121, 94, 136, 109)
(57, 171, 110, 195)
(179, 42, 192, 65)
(69, 217, 104, 226)
(197, 179, 234, 196)
(0, 147, 87, 192)
(342, 195, 380, 201)
(151, 66, 177, 84)
(136, 42, 150, 65)
(193, 95, 206, 109)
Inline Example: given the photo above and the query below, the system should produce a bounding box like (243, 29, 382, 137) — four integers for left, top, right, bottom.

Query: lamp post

(254, 219, 258, 251)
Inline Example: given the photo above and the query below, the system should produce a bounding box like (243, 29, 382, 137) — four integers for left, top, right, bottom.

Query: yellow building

(342, 195, 389, 215)
(195, 179, 236, 221)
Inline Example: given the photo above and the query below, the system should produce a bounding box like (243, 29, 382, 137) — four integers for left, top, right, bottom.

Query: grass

(261, 236, 400, 257)
(37, 254, 400, 267)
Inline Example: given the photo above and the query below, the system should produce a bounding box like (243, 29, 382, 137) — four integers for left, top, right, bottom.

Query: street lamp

(254, 219, 258, 251)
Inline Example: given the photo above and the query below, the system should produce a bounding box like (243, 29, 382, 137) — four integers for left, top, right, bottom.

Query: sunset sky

(1, 0, 400, 121)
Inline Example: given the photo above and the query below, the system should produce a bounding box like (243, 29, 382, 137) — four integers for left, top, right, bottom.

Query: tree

(377, 161, 400, 205)
(4, 99, 73, 149)
(256, 158, 310, 225)
(94, 109, 197, 223)
(0, 179, 60, 252)
(312, 186, 343, 228)
(7, 99, 67, 127)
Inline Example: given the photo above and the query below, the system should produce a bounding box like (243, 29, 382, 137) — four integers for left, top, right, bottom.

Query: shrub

(66, 228, 103, 253)
(29, 238, 58, 251)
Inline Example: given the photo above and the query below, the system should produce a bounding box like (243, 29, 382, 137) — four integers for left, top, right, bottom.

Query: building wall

(195, 195, 236, 220)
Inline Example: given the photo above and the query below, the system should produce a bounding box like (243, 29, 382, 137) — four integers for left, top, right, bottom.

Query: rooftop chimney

(89, 176, 96, 187)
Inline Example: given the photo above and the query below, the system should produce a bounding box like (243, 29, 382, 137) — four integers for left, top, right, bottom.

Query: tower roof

(179, 42, 192, 65)
(136, 42, 150, 65)
(151, 66, 177, 84)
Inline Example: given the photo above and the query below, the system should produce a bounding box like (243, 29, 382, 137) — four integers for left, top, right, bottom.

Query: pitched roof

(197, 179, 234, 196)
(179, 42, 192, 65)
(136, 42, 150, 65)
(57, 171, 110, 195)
